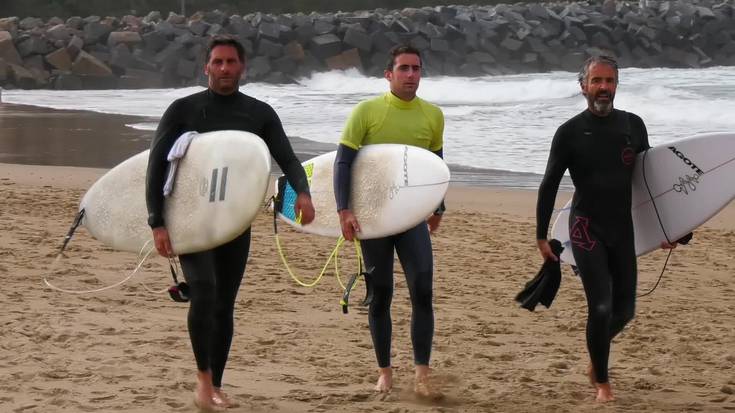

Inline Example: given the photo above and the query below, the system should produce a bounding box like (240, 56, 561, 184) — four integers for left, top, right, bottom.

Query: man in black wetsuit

(145, 36, 314, 411)
(536, 56, 679, 402)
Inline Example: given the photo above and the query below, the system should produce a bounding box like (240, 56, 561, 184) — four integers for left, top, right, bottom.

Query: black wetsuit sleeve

(145, 100, 186, 228)
(633, 114, 651, 152)
(433, 148, 446, 214)
(262, 105, 310, 195)
(334, 144, 358, 211)
(536, 127, 569, 240)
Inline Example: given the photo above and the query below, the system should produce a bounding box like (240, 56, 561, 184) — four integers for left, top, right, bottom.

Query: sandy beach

(1, 104, 734, 412)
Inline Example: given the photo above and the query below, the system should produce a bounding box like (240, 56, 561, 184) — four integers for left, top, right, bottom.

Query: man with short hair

(536, 55, 679, 402)
(145, 35, 314, 410)
(334, 45, 445, 398)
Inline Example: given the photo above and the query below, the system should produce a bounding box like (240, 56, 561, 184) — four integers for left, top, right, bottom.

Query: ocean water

(4, 66, 735, 179)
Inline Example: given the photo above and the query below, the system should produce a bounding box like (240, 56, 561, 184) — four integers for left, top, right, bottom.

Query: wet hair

(385, 44, 422, 71)
(206, 35, 246, 64)
(578, 55, 619, 85)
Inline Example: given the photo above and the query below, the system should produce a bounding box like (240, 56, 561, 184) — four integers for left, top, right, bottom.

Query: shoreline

(0, 102, 573, 190)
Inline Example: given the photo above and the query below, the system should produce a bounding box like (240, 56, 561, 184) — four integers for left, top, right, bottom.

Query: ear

(580, 82, 588, 97)
(384, 69, 393, 82)
(204, 64, 210, 76)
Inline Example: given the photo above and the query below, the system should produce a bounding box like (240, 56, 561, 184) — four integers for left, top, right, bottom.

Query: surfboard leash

(270, 194, 368, 311)
(638, 148, 673, 298)
(44, 240, 156, 294)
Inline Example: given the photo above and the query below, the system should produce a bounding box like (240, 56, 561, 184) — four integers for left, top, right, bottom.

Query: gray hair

(578, 55, 619, 85)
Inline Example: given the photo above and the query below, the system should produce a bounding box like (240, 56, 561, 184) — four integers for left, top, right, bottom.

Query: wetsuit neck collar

(208, 88, 240, 102)
(585, 107, 616, 119)
(386, 91, 419, 109)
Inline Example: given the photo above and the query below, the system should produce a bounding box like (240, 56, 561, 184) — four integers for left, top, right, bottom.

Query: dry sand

(1, 162, 734, 412)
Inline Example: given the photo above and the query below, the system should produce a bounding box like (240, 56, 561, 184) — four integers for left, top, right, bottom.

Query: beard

(593, 99, 613, 114)
(588, 91, 614, 115)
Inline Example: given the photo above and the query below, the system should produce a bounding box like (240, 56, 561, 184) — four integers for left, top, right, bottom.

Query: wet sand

(0, 104, 734, 412)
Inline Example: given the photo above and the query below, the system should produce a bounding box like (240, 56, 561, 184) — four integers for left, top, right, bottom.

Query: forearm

(334, 144, 357, 211)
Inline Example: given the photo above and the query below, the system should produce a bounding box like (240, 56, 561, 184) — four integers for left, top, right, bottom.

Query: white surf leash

(44, 240, 157, 294)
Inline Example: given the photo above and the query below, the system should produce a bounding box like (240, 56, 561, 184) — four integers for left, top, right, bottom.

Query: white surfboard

(80, 130, 271, 254)
(274, 144, 450, 239)
(551, 132, 735, 265)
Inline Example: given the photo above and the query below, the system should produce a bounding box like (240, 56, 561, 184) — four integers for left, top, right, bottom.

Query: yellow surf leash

(271, 199, 370, 312)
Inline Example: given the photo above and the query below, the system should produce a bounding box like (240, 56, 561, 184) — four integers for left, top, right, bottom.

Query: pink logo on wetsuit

(621, 147, 635, 166)
(570, 216, 597, 251)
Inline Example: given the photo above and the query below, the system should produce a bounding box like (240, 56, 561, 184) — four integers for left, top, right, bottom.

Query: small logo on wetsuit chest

(621, 147, 635, 166)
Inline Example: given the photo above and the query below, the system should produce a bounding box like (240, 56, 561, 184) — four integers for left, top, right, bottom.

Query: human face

(581, 62, 617, 116)
(385, 53, 421, 101)
(205, 45, 245, 95)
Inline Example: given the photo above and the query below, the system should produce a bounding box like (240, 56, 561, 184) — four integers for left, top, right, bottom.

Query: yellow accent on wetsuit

(339, 92, 444, 151)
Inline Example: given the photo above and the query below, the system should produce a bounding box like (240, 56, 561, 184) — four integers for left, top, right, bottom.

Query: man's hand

(338, 209, 361, 241)
(537, 239, 558, 262)
(660, 240, 678, 249)
(152, 226, 174, 257)
(295, 193, 315, 225)
(427, 213, 442, 234)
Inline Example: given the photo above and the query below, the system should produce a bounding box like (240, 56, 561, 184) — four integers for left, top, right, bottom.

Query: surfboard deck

(274, 144, 450, 239)
(551, 132, 735, 265)
(80, 130, 271, 254)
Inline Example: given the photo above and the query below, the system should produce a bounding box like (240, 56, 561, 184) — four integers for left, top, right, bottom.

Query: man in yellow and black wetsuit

(333, 45, 445, 398)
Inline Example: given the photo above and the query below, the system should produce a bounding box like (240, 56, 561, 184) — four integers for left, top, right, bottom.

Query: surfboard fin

(341, 266, 375, 314)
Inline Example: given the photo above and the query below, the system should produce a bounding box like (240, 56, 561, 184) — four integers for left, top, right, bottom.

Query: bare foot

(194, 393, 225, 412)
(375, 367, 393, 393)
(212, 387, 239, 408)
(414, 365, 444, 400)
(595, 382, 615, 402)
(194, 371, 225, 412)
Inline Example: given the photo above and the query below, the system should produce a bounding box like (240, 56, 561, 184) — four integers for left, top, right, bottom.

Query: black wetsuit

(334, 145, 442, 368)
(145, 89, 309, 387)
(536, 109, 650, 384)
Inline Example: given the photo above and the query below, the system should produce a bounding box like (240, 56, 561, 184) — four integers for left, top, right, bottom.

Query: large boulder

(247, 55, 271, 79)
(325, 48, 363, 71)
(259, 22, 281, 40)
(141, 30, 168, 53)
(107, 31, 142, 48)
(8, 62, 41, 88)
(45, 47, 74, 70)
(0, 58, 8, 82)
(343, 27, 372, 52)
(0, 31, 22, 65)
(67, 35, 84, 60)
(0, 17, 19, 34)
(46, 24, 74, 42)
(18, 17, 43, 31)
(283, 41, 305, 61)
(257, 38, 283, 58)
(72, 50, 113, 76)
(17, 36, 51, 57)
(176, 58, 198, 79)
(309, 34, 342, 59)
(83, 22, 113, 45)
(228, 18, 257, 39)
